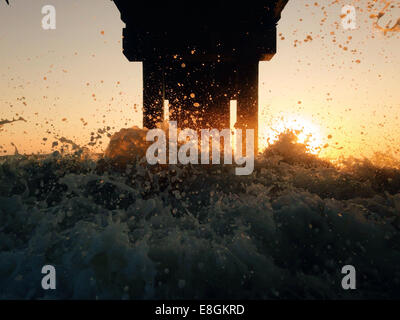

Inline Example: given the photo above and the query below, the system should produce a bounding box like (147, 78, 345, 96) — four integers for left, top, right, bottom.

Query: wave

(0, 129, 400, 299)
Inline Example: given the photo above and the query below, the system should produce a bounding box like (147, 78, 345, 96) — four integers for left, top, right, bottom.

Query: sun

(259, 115, 325, 155)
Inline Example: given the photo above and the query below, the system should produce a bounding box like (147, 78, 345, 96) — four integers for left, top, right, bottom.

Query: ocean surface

(1, 129, 400, 299)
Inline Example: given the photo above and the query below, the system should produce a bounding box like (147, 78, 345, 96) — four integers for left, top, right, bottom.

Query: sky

(0, 0, 399, 160)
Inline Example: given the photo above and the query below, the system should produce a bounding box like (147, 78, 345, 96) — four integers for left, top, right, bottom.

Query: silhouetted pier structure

(114, 1, 288, 152)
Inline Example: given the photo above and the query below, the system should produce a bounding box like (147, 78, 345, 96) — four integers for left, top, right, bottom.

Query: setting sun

(259, 115, 325, 155)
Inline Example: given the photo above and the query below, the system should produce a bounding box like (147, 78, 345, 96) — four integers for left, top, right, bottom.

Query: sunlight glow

(230, 100, 237, 151)
(259, 115, 325, 155)
(164, 100, 170, 122)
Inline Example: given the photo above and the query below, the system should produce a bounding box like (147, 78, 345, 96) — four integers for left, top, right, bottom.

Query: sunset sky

(0, 0, 399, 160)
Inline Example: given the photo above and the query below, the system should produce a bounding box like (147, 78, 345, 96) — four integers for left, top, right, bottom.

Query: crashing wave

(0, 130, 400, 299)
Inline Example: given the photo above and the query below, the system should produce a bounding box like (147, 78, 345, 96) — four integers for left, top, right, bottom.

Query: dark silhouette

(114, 1, 289, 152)
(3, 0, 289, 152)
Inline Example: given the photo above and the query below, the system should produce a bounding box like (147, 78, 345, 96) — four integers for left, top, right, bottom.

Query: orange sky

(0, 0, 399, 160)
